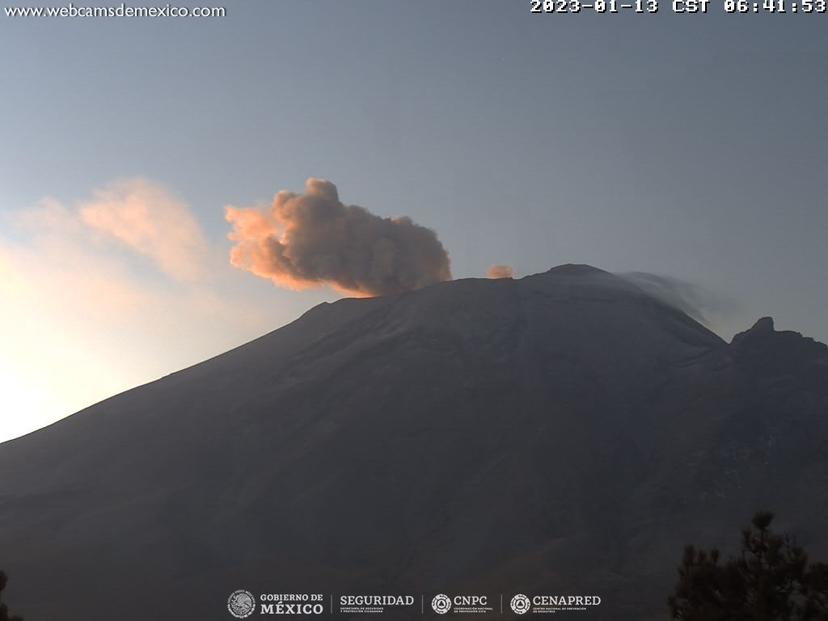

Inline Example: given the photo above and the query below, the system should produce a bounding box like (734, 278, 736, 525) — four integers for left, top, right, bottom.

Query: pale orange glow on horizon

(0, 181, 291, 443)
(80, 178, 209, 282)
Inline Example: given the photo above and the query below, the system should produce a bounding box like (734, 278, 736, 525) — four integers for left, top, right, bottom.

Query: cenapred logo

(431, 593, 452, 614)
(510, 593, 531, 615)
(509, 593, 602, 615)
(228, 589, 256, 618)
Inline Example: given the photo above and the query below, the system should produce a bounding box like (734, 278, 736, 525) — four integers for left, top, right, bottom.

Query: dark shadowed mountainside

(1, 264, 827, 620)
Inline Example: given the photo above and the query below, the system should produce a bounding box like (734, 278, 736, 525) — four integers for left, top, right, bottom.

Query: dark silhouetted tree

(0, 570, 23, 621)
(669, 512, 828, 620)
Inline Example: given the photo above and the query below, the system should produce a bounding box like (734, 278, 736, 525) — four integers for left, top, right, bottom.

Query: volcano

(2, 264, 827, 620)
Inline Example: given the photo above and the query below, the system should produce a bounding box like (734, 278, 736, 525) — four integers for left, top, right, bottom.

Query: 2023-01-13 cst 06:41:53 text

(530, 0, 826, 13)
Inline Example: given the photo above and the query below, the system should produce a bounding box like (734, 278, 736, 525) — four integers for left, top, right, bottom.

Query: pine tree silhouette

(0, 571, 23, 621)
(668, 512, 828, 620)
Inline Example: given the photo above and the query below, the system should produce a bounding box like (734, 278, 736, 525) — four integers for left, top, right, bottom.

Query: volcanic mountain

(1, 265, 827, 620)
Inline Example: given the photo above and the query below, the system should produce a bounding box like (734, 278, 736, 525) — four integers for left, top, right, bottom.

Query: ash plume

(225, 178, 451, 297)
(487, 264, 514, 279)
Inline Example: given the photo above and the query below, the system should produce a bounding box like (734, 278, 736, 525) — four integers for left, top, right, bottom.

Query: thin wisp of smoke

(621, 271, 736, 328)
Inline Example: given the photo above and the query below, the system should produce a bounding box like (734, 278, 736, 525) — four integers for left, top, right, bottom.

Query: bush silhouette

(669, 512, 828, 620)
(0, 571, 22, 621)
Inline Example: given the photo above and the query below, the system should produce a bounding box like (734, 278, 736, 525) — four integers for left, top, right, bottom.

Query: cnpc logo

(431, 594, 452, 614)
(432, 594, 489, 614)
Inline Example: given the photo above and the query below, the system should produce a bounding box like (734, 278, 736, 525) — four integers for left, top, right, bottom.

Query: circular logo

(227, 589, 256, 618)
(432, 593, 452, 614)
(510, 594, 531, 615)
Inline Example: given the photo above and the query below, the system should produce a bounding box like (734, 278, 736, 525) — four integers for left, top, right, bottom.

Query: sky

(1, 0, 827, 441)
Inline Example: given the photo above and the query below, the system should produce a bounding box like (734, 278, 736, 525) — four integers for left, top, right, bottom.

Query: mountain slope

(1, 264, 827, 620)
